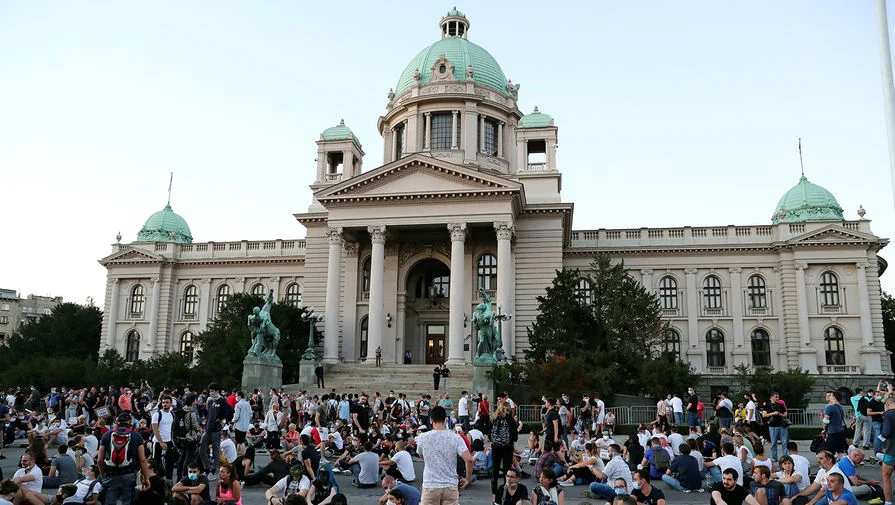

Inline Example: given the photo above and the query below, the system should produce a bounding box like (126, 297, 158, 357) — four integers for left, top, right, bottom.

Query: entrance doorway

(426, 323, 446, 364)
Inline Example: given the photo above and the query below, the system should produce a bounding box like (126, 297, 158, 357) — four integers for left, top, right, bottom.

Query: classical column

(794, 263, 811, 346)
(367, 225, 387, 364)
(424, 113, 431, 150)
(857, 262, 875, 347)
(640, 269, 653, 294)
(342, 242, 360, 362)
(451, 111, 459, 149)
(396, 292, 407, 362)
(323, 227, 343, 364)
(447, 222, 468, 364)
(497, 122, 504, 157)
(391, 128, 398, 162)
(516, 138, 526, 171)
(148, 278, 161, 351)
(342, 150, 352, 177)
(479, 115, 486, 152)
(685, 269, 699, 349)
(729, 268, 748, 362)
(199, 279, 211, 329)
(495, 222, 515, 358)
(108, 279, 120, 348)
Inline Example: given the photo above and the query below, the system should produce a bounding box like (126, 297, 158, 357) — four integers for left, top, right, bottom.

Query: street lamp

(300, 307, 323, 361)
(494, 306, 513, 362)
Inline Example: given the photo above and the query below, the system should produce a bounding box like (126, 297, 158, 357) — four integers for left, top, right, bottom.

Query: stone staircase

(284, 363, 474, 399)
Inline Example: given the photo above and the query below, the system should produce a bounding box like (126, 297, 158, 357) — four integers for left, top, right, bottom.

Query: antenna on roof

(167, 172, 173, 205)
(798, 138, 805, 177)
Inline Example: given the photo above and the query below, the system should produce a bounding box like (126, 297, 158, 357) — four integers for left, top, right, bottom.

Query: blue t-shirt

(825, 404, 845, 434)
(644, 448, 668, 479)
(338, 400, 350, 421)
(0, 404, 9, 424)
(824, 488, 858, 505)
(392, 483, 421, 505)
(669, 454, 701, 490)
(837, 456, 857, 479)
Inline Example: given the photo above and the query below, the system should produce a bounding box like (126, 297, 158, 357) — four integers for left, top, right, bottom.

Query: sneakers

(696, 488, 705, 493)
(559, 479, 574, 487)
(868, 498, 883, 505)
(682, 489, 692, 493)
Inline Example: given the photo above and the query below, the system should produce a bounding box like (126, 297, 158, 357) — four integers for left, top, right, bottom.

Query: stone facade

(0, 288, 63, 343)
(98, 11, 890, 387)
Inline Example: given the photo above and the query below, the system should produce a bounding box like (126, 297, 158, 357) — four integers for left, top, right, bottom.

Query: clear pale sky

(2, 2, 895, 306)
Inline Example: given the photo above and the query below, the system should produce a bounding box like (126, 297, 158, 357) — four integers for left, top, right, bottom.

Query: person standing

(670, 394, 684, 426)
(176, 393, 200, 481)
(762, 392, 788, 462)
(97, 412, 151, 505)
(415, 406, 474, 505)
(686, 387, 700, 434)
(490, 402, 518, 498)
(851, 388, 871, 451)
(375, 346, 382, 367)
(543, 398, 560, 448)
(404, 350, 412, 364)
(433, 365, 442, 391)
(879, 396, 895, 505)
(441, 366, 451, 391)
(199, 383, 233, 480)
(150, 395, 176, 479)
(457, 392, 470, 432)
(716, 393, 734, 429)
(824, 391, 848, 459)
(315, 364, 325, 389)
(232, 391, 253, 446)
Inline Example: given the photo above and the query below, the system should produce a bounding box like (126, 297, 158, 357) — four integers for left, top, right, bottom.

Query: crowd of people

(0, 382, 894, 505)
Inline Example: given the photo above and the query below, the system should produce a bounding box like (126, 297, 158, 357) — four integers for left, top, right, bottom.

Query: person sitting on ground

(661, 443, 702, 493)
(595, 431, 619, 461)
(0, 480, 19, 505)
(172, 462, 211, 505)
(43, 444, 78, 489)
(630, 469, 666, 505)
(242, 449, 288, 487)
(773, 455, 806, 499)
(557, 442, 601, 487)
(532, 468, 564, 505)
(588, 444, 634, 499)
(835, 447, 879, 499)
(751, 466, 788, 505)
(345, 442, 379, 488)
(822, 472, 858, 505)
(711, 468, 758, 505)
(494, 468, 528, 505)
(215, 463, 242, 505)
(378, 441, 415, 483)
(378, 475, 421, 505)
(66, 464, 102, 505)
(791, 450, 851, 505)
(306, 467, 335, 505)
(533, 440, 566, 483)
(641, 438, 673, 481)
(265, 465, 311, 505)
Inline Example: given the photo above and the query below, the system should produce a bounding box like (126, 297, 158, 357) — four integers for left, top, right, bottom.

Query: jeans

(198, 429, 221, 475)
(873, 422, 883, 453)
(708, 466, 723, 484)
(552, 462, 567, 476)
(674, 412, 683, 425)
(661, 474, 686, 491)
(102, 473, 137, 505)
(768, 426, 789, 461)
(589, 482, 616, 499)
(176, 439, 197, 480)
(459, 415, 469, 432)
(153, 441, 176, 479)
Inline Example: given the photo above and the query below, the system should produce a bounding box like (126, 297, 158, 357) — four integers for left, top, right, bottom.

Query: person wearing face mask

(12, 452, 43, 501)
(97, 412, 151, 505)
(569, 434, 587, 464)
(346, 442, 379, 488)
(172, 463, 210, 505)
(867, 390, 886, 459)
(589, 444, 634, 499)
(378, 475, 421, 505)
(199, 383, 234, 481)
(266, 465, 311, 505)
(686, 387, 701, 434)
(494, 469, 528, 505)
(630, 469, 665, 505)
(596, 431, 619, 461)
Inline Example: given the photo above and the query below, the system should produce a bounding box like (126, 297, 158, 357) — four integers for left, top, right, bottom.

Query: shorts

(235, 429, 247, 445)
(883, 454, 895, 466)
(825, 431, 847, 454)
(687, 412, 700, 427)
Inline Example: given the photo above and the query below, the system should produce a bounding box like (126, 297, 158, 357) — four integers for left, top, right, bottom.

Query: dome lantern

(440, 7, 469, 39)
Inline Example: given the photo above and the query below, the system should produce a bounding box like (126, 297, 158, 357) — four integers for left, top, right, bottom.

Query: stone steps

(284, 363, 475, 399)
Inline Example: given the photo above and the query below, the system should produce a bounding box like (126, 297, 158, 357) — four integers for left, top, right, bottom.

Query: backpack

(491, 416, 512, 447)
(104, 431, 136, 470)
(170, 407, 189, 441)
(66, 478, 100, 503)
(328, 403, 338, 424)
(652, 447, 671, 473)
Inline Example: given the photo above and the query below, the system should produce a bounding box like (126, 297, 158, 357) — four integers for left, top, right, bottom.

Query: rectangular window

(0, 316, 8, 324)
(394, 123, 405, 159)
(482, 118, 498, 156)
(430, 113, 453, 150)
(1, 304, 9, 311)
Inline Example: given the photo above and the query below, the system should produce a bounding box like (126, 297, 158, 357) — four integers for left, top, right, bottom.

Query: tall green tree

(191, 293, 313, 389)
(524, 254, 681, 398)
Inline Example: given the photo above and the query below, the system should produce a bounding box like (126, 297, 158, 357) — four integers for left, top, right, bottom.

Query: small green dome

(136, 204, 193, 243)
(394, 37, 508, 98)
(519, 106, 554, 128)
(771, 176, 844, 224)
(444, 7, 465, 17)
(320, 119, 360, 146)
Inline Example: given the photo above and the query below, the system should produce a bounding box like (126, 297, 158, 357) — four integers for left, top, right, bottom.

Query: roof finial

(167, 172, 173, 206)
(798, 138, 805, 178)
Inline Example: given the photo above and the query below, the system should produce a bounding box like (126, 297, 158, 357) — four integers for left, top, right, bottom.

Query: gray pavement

(0, 440, 883, 505)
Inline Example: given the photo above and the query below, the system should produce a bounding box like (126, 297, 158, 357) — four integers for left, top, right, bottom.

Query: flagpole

(875, 0, 895, 208)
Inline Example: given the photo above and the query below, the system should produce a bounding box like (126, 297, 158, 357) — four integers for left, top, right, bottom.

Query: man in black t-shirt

(494, 468, 528, 505)
(711, 468, 758, 505)
(750, 466, 786, 505)
(761, 392, 789, 461)
(579, 395, 593, 438)
(300, 434, 320, 481)
(631, 469, 666, 505)
(172, 462, 211, 504)
(350, 396, 370, 435)
(686, 387, 700, 433)
(544, 398, 560, 446)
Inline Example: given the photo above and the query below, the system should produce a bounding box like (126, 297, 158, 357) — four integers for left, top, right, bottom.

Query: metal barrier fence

(515, 405, 851, 428)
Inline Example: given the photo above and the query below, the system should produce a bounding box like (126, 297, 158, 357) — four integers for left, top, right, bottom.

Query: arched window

(285, 283, 302, 307)
(662, 328, 681, 362)
(216, 284, 232, 314)
(125, 330, 141, 362)
(251, 283, 266, 296)
(825, 326, 846, 365)
(703, 275, 723, 309)
(575, 278, 593, 306)
(747, 275, 767, 309)
(130, 285, 145, 315)
(180, 331, 194, 361)
(706, 328, 725, 367)
(182, 285, 198, 318)
(659, 276, 678, 310)
(751, 328, 771, 366)
(820, 271, 840, 307)
(360, 316, 369, 360)
(362, 258, 371, 297)
(477, 254, 497, 291)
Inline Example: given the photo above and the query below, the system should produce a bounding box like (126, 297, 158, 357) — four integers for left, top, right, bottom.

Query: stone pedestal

(300, 362, 317, 389)
(473, 362, 496, 402)
(241, 358, 283, 393)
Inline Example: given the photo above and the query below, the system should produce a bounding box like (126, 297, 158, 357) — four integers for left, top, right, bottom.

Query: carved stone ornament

(413, 68, 421, 82)
(431, 54, 455, 83)
(325, 226, 343, 245)
(494, 221, 515, 240)
(445, 84, 465, 93)
(387, 88, 395, 102)
(466, 64, 474, 79)
(447, 222, 468, 241)
(368, 225, 387, 244)
(399, 242, 423, 266)
(343, 241, 360, 257)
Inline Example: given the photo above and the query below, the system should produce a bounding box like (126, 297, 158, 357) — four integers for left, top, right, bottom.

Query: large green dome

(136, 204, 193, 243)
(771, 176, 844, 224)
(394, 34, 508, 98)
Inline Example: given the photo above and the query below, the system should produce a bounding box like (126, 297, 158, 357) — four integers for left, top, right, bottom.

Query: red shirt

(478, 400, 490, 416)
(227, 394, 237, 409)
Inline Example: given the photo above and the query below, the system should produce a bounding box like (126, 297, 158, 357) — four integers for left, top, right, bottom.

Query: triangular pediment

(315, 154, 521, 202)
(789, 224, 878, 244)
(98, 246, 164, 266)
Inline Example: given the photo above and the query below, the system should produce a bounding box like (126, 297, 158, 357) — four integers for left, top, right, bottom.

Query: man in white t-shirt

(593, 394, 606, 434)
(745, 396, 757, 424)
(13, 452, 44, 503)
(706, 442, 743, 485)
(380, 441, 416, 483)
(793, 450, 850, 505)
(667, 425, 685, 455)
(670, 394, 684, 425)
(220, 432, 237, 463)
(150, 395, 176, 478)
(458, 392, 470, 432)
(416, 405, 474, 503)
(265, 465, 311, 505)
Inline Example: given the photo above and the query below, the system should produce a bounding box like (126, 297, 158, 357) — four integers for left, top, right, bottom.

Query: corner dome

(394, 13, 508, 98)
(771, 176, 844, 224)
(136, 204, 193, 243)
(321, 119, 361, 146)
(519, 106, 554, 128)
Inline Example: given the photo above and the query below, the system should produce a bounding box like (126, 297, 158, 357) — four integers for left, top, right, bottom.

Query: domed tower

(771, 176, 845, 224)
(378, 8, 526, 174)
(136, 203, 193, 243)
(315, 119, 364, 184)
